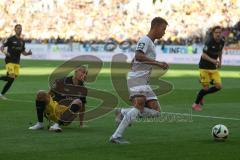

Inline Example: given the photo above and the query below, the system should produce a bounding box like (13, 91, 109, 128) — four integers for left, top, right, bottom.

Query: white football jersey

(129, 35, 156, 81)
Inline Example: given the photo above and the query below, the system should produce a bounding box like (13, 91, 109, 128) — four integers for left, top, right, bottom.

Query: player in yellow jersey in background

(192, 26, 225, 111)
(0, 24, 32, 99)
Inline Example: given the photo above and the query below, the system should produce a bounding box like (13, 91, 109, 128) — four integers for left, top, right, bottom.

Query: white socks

(121, 108, 132, 116)
(121, 107, 160, 117)
(52, 123, 60, 128)
(38, 122, 44, 126)
(112, 107, 160, 138)
(112, 107, 140, 138)
(140, 107, 160, 117)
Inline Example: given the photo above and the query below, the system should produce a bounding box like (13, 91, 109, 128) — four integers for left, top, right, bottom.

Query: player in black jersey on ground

(29, 66, 87, 132)
(0, 24, 32, 99)
(192, 26, 225, 111)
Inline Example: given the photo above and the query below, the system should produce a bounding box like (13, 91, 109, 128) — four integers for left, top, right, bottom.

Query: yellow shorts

(199, 69, 221, 86)
(44, 97, 68, 123)
(6, 63, 20, 76)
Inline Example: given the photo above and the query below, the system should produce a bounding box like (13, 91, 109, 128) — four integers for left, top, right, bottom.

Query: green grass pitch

(0, 59, 239, 160)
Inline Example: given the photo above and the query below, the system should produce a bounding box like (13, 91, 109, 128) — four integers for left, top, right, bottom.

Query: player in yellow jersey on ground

(29, 66, 88, 132)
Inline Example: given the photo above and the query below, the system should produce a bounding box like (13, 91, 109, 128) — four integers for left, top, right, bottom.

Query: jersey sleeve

(202, 39, 211, 53)
(2, 38, 10, 47)
(136, 37, 149, 54)
(220, 38, 225, 51)
(22, 41, 26, 52)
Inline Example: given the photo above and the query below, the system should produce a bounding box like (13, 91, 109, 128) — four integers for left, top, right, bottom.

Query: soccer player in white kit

(110, 17, 169, 144)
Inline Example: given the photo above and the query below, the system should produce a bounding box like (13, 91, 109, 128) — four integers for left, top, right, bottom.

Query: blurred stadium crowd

(0, 0, 239, 46)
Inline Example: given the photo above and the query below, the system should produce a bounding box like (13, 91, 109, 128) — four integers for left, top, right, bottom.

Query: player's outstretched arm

(201, 52, 219, 65)
(22, 49, 32, 56)
(0, 45, 4, 52)
(135, 51, 168, 69)
(0, 45, 10, 56)
(217, 51, 223, 68)
(1, 38, 10, 56)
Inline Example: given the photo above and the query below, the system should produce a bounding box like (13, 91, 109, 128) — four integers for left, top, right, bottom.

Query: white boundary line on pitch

(192, 114, 240, 121)
(71, 110, 240, 124)
(2, 99, 240, 121)
(163, 111, 240, 121)
(3, 99, 33, 103)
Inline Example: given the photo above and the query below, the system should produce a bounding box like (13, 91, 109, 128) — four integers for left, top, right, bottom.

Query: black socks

(195, 86, 220, 104)
(35, 100, 46, 122)
(1, 77, 14, 95)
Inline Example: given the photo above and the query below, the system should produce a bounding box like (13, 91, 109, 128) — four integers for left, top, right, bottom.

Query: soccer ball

(212, 124, 229, 140)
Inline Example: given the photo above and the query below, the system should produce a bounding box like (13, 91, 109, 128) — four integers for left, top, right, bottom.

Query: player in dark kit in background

(192, 26, 225, 111)
(0, 24, 32, 99)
